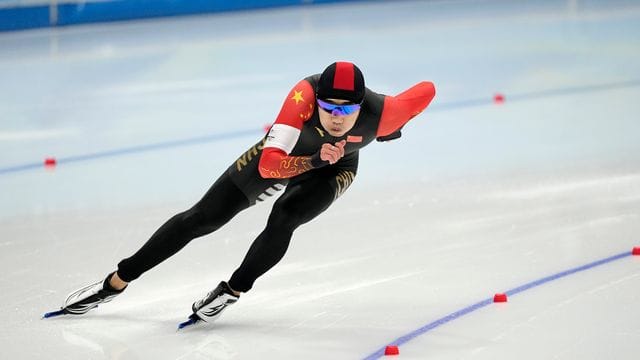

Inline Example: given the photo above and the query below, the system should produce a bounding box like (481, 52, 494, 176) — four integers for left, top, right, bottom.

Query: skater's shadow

(45, 310, 260, 332)
(55, 313, 260, 359)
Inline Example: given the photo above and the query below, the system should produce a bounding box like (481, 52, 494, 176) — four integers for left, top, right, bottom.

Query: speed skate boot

(62, 272, 126, 315)
(192, 281, 239, 323)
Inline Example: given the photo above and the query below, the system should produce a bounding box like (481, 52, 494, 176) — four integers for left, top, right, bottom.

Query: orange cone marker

(384, 345, 399, 356)
(44, 157, 57, 168)
(493, 293, 508, 303)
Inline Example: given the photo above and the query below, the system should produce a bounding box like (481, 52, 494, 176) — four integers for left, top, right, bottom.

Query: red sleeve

(259, 148, 315, 179)
(376, 81, 436, 137)
(259, 79, 318, 179)
(272, 79, 315, 129)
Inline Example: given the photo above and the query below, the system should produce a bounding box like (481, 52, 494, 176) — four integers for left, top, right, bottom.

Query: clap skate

(43, 272, 126, 318)
(178, 281, 239, 330)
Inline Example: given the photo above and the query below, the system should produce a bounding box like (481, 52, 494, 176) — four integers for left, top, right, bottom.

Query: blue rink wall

(0, 0, 369, 32)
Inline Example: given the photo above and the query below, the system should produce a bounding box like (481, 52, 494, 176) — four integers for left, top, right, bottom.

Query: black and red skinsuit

(117, 74, 435, 292)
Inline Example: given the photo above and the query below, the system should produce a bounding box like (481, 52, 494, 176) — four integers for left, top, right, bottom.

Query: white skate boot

(62, 272, 126, 315)
(192, 281, 239, 323)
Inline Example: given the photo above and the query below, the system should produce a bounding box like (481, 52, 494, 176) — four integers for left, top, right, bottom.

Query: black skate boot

(192, 281, 239, 323)
(62, 272, 126, 315)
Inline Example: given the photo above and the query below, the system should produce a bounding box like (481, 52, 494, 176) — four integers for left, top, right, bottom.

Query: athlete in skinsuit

(55, 61, 435, 324)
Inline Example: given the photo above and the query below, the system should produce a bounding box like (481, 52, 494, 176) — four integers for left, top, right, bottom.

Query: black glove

(376, 129, 402, 142)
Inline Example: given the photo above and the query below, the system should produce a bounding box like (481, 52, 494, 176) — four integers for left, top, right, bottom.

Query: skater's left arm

(376, 81, 436, 141)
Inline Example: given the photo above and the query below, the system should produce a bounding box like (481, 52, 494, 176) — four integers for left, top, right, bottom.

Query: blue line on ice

(362, 250, 632, 359)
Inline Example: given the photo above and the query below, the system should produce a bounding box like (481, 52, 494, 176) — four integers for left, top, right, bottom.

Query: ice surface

(1, 0, 639, 359)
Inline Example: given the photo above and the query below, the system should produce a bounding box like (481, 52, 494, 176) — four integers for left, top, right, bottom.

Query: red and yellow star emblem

(290, 90, 304, 105)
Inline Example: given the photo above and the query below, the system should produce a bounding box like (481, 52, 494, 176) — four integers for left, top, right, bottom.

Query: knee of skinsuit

(178, 206, 218, 236)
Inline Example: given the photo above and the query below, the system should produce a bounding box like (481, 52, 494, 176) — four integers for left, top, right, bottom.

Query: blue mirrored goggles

(317, 98, 361, 116)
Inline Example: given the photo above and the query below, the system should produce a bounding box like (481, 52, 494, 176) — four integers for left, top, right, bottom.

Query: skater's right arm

(259, 79, 339, 179)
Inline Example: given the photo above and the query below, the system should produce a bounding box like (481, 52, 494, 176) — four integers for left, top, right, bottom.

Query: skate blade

(177, 314, 201, 330)
(43, 309, 65, 319)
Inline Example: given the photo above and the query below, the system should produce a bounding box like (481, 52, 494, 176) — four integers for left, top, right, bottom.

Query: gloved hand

(376, 129, 402, 142)
(310, 140, 346, 167)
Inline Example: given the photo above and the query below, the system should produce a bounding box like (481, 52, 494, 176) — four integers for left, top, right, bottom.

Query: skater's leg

(57, 173, 251, 316)
(116, 172, 251, 282)
(188, 175, 338, 324)
(228, 165, 357, 292)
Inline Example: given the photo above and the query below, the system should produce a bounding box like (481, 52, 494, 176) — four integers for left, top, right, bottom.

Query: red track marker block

(632, 247, 640, 256)
(493, 93, 505, 104)
(493, 293, 508, 303)
(44, 157, 57, 167)
(384, 345, 399, 356)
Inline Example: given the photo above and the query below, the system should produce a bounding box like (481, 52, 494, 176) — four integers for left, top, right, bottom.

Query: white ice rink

(1, 0, 640, 359)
